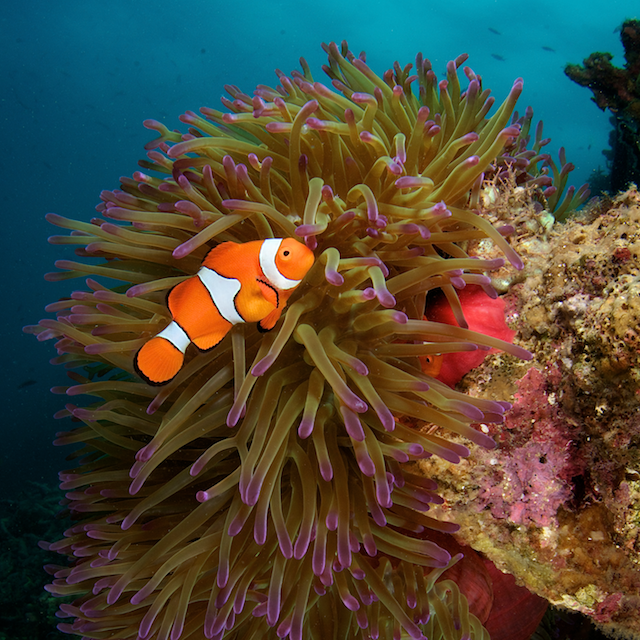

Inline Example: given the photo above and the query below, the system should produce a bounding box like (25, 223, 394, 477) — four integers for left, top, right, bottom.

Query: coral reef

(565, 19, 640, 193)
(419, 182, 640, 638)
(25, 42, 547, 640)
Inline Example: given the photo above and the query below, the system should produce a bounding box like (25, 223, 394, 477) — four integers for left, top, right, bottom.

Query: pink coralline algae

(593, 593, 624, 624)
(475, 367, 580, 527)
(477, 439, 570, 526)
(425, 288, 581, 529)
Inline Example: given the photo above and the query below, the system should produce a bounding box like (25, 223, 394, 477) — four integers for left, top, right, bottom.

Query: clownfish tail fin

(134, 322, 190, 385)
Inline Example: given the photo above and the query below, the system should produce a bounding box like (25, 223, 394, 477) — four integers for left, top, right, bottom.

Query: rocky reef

(417, 182, 640, 638)
(565, 19, 640, 193)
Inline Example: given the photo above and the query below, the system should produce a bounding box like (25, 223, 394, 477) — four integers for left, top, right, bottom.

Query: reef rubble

(418, 183, 640, 638)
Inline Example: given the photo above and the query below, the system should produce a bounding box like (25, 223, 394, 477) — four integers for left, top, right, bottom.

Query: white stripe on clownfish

(197, 266, 244, 325)
(156, 321, 191, 354)
(259, 238, 303, 290)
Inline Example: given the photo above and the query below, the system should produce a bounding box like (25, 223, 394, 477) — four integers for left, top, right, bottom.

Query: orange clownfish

(134, 238, 315, 385)
(418, 315, 443, 378)
(419, 353, 443, 378)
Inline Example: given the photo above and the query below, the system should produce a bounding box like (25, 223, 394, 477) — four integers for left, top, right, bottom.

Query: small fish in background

(17, 379, 37, 390)
(542, 46, 556, 52)
(135, 238, 315, 385)
(491, 53, 506, 62)
(488, 27, 501, 35)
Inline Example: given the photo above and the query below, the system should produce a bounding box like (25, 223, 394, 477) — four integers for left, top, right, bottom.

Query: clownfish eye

(283, 250, 290, 256)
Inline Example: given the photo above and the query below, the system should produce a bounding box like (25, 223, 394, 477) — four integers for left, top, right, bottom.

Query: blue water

(1, 0, 636, 497)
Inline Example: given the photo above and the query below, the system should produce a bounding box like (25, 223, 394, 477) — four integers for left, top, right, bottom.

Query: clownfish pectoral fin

(135, 337, 185, 386)
(258, 308, 283, 332)
(256, 279, 279, 309)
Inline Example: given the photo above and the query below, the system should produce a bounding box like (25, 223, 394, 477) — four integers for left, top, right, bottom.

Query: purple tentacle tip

(226, 402, 245, 427)
(252, 355, 275, 376)
(298, 417, 314, 439)
(325, 269, 344, 286)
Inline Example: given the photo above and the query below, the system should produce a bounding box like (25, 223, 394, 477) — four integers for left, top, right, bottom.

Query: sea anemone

(491, 108, 590, 220)
(28, 41, 532, 640)
(425, 285, 516, 388)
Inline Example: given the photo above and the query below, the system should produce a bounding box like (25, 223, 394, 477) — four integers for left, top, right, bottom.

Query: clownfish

(419, 353, 443, 378)
(134, 238, 315, 385)
(418, 315, 443, 378)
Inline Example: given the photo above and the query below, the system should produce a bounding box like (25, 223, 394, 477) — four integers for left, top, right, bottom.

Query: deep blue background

(2, 0, 635, 497)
